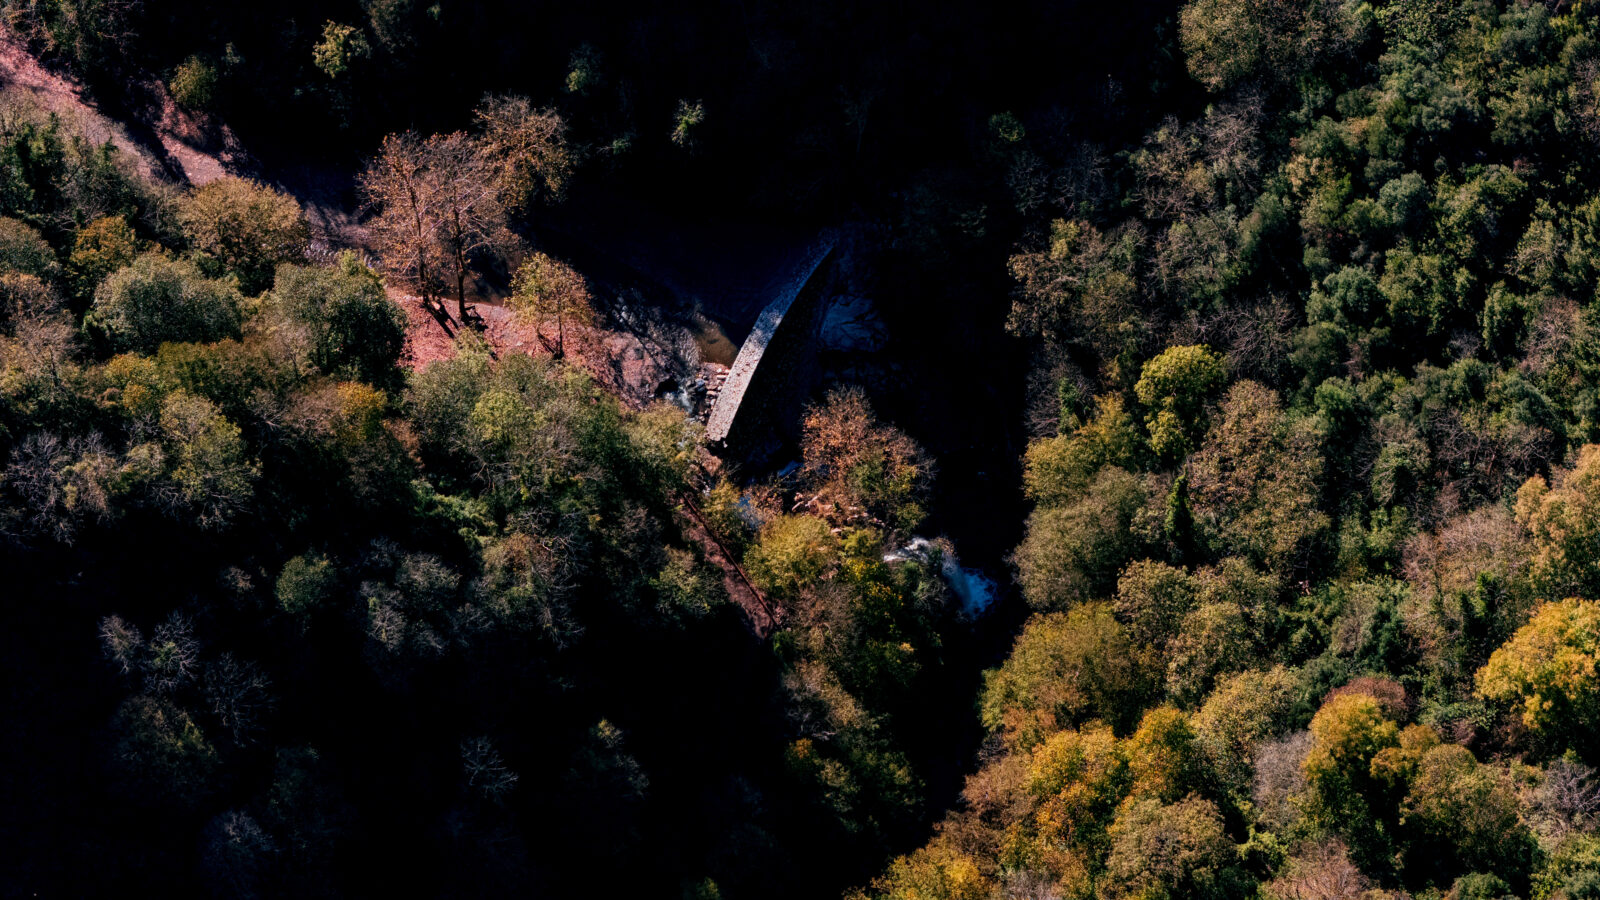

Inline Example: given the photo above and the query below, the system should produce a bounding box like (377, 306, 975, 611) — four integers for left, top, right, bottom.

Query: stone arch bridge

(703, 240, 836, 466)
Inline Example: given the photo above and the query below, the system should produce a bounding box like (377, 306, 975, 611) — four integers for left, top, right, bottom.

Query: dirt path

(678, 493, 777, 637)
(0, 28, 365, 251)
(0, 31, 245, 187)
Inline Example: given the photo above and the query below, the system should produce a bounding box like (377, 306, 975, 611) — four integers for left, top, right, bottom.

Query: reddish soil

(0, 32, 695, 414)
(393, 293, 678, 410)
(0, 32, 243, 186)
(0, 30, 358, 247)
(394, 293, 548, 367)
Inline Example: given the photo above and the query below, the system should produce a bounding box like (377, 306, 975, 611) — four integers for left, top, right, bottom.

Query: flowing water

(885, 537, 999, 618)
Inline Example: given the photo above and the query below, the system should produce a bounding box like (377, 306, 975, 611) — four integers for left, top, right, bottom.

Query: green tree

(648, 547, 724, 623)
(1531, 833, 1600, 900)
(508, 251, 595, 359)
(111, 695, 219, 810)
(8, 0, 145, 83)
(623, 402, 701, 497)
(273, 256, 406, 389)
(1113, 560, 1198, 655)
(1302, 692, 1401, 869)
(86, 253, 242, 353)
(1378, 247, 1458, 354)
(478, 531, 579, 646)
(277, 552, 338, 621)
(1192, 666, 1301, 794)
(66, 215, 137, 302)
(1400, 744, 1537, 888)
(309, 21, 373, 128)
(0, 216, 60, 282)
(671, 99, 706, 149)
(169, 55, 219, 110)
(312, 21, 370, 80)
(179, 178, 308, 295)
(301, 375, 393, 482)
(1023, 395, 1142, 505)
(156, 390, 258, 530)
(1165, 602, 1253, 707)
(1179, 0, 1367, 92)
(1516, 446, 1600, 600)
(1015, 467, 1151, 611)
(981, 603, 1154, 746)
(1102, 795, 1237, 900)
(1132, 344, 1225, 458)
(745, 515, 839, 601)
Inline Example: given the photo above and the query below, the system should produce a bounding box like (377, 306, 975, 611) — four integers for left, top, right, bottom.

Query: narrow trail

(678, 492, 777, 638)
(0, 31, 243, 187)
(0, 28, 363, 247)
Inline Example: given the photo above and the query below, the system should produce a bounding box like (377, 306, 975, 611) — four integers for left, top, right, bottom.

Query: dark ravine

(21, 0, 1598, 897)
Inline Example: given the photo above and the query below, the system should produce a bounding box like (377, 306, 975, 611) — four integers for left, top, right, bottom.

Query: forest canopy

(5, 0, 1600, 898)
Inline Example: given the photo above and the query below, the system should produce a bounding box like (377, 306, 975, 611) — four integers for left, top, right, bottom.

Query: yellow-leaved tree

(1476, 597, 1600, 748)
(1516, 445, 1600, 599)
